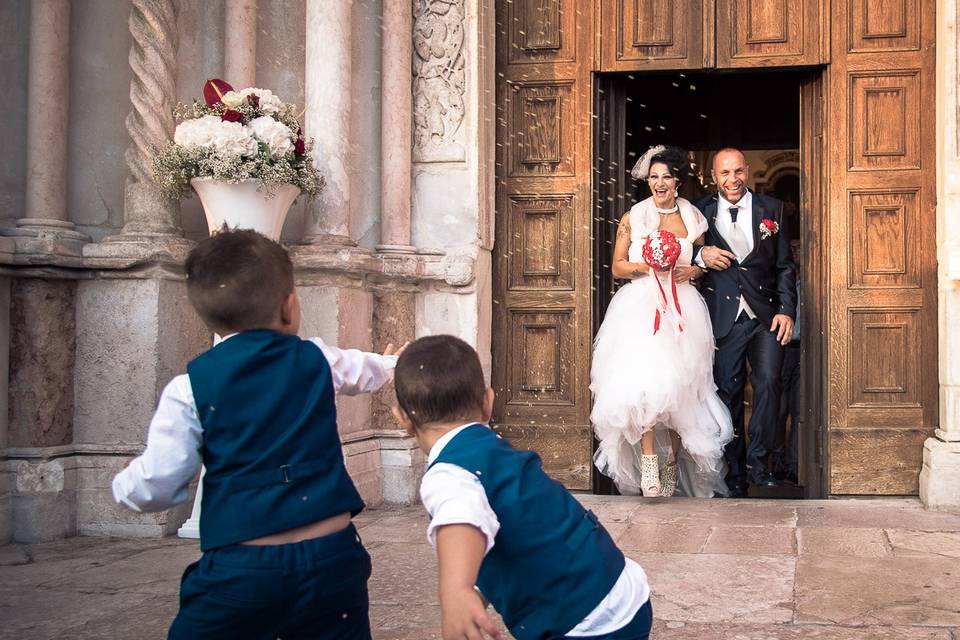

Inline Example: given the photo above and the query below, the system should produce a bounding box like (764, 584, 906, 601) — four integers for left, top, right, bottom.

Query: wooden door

(716, 0, 828, 68)
(601, 0, 712, 70)
(493, 1, 596, 489)
(823, 0, 937, 494)
(799, 73, 827, 497)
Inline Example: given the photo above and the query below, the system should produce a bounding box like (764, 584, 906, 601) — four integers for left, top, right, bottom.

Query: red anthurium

(221, 110, 243, 123)
(294, 138, 306, 156)
(203, 78, 234, 107)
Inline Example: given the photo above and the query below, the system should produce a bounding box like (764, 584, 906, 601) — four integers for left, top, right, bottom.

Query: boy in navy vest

(112, 229, 401, 639)
(392, 336, 653, 640)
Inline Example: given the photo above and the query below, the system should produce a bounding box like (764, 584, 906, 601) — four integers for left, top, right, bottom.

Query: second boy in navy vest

(393, 335, 653, 640)
(112, 229, 403, 639)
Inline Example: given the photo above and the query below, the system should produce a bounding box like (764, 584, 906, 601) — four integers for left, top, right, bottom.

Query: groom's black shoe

(727, 486, 748, 498)
(750, 471, 778, 487)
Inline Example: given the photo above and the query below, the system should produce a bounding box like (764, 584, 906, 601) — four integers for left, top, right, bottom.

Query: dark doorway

(592, 69, 812, 497)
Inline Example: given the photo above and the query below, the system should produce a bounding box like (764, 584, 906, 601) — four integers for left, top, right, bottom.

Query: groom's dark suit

(694, 190, 797, 493)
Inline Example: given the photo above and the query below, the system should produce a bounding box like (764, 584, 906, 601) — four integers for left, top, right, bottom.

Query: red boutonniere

(759, 218, 779, 240)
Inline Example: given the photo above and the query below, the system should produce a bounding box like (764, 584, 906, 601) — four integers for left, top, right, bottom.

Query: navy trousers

(560, 600, 653, 640)
(168, 524, 372, 640)
(714, 315, 785, 488)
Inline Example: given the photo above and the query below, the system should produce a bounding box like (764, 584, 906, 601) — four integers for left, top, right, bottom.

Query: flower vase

(191, 177, 300, 241)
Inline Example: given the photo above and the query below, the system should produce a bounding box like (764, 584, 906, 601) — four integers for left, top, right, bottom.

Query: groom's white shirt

(696, 191, 758, 320)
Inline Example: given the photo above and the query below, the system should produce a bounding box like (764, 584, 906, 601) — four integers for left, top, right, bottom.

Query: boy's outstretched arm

(435, 524, 502, 640)
(308, 338, 408, 395)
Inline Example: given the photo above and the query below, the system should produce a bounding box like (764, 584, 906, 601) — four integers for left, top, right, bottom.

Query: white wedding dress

(591, 197, 733, 497)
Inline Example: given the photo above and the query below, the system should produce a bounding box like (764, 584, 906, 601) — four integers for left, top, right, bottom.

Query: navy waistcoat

(187, 330, 364, 551)
(431, 424, 625, 640)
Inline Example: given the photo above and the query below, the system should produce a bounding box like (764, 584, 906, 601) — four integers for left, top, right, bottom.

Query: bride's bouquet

(642, 230, 684, 335)
(153, 79, 324, 200)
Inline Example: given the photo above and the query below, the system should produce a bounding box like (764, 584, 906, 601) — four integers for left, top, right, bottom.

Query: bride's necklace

(656, 204, 679, 215)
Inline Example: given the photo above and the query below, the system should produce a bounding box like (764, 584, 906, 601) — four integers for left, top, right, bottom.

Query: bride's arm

(611, 213, 650, 279)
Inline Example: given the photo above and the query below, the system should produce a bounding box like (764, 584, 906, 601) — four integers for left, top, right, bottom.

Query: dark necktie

(726, 205, 749, 259)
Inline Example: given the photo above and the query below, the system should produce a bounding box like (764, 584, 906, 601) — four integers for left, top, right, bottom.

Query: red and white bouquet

(759, 218, 779, 240)
(642, 230, 685, 335)
(153, 79, 324, 201)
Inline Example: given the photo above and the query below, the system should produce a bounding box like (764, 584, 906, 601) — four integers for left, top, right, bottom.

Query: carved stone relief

(413, 0, 466, 162)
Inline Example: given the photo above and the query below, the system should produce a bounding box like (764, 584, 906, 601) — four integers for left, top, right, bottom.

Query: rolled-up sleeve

(421, 463, 500, 555)
(308, 337, 397, 395)
(111, 375, 203, 513)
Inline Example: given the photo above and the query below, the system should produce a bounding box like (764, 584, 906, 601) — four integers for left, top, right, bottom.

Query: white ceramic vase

(191, 177, 300, 241)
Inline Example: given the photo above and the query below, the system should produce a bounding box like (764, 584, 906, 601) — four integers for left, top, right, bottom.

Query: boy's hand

(440, 587, 501, 640)
(383, 341, 410, 357)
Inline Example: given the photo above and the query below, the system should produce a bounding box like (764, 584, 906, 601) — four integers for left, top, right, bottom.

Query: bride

(591, 146, 733, 497)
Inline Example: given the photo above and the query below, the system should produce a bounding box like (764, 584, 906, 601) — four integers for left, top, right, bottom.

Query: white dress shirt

(697, 190, 758, 320)
(111, 335, 397, 513)
(420, 423, 650, 636)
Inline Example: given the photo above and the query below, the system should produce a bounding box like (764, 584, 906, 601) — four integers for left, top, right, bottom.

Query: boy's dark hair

(394, 335, 486, 428)
(184, 228, 294, 334)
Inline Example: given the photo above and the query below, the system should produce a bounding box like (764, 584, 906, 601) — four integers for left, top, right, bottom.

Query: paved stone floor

(2, 497, 960, 639)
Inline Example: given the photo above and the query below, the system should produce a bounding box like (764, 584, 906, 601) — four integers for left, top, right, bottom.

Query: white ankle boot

(640, 454, 661, 497)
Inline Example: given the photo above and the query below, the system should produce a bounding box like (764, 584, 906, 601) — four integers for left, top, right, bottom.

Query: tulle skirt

(590, 276, 734, 497)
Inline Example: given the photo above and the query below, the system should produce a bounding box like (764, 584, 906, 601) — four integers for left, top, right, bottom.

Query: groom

(694, 148, 797, 498)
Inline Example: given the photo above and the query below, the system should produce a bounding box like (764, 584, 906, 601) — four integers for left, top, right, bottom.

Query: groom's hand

(770, 314, 794, 346)
(700, 246, 736, 270)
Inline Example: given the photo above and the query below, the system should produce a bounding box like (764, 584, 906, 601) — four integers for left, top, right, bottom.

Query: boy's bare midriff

(241, 512, 352, 545)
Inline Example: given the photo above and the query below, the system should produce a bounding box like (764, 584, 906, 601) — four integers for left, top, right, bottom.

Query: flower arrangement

(642, 229, 682, 271)
(153, 79, 324, 201)
(642, 230, 685, 335)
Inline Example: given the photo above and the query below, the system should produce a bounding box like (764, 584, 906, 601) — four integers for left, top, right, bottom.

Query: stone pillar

(5, 0, 89, 258)
(378, 0, 415, 253)
(920, 0, 960, 510)
(85, 0, 191, 262)
(225, 0, 257, 88)
(303, 0, 353, 245)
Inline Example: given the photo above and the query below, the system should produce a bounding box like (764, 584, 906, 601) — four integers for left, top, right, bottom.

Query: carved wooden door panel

(716, 0, 827, 68)
(493, 1, 595, 488)
(601, 0, 711, 70)
(824, 0, 936, 494)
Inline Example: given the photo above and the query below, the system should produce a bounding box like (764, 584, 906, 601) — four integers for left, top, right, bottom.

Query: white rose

(174, 115, 222, 148)
(248, 115, 294, 156)
(241, 88, 285, 116)
(209, 120, 258, 157)
(221, 90, 245, 109)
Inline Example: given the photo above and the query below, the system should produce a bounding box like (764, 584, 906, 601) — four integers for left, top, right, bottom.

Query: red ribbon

(652, 269, 684, 336)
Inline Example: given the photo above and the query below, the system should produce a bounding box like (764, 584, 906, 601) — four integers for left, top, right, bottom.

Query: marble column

(6, 0, 88, 256)
(303, 0, 353, 245)
(378, 0, 415, 253)
(86, 0, 191, 261)
(920, 0, 960, 510)
(225, 0, 257, 88)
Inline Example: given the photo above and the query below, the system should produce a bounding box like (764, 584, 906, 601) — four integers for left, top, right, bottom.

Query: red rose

(203, 78, 234, 107)
(294, 138, 306, 156)
(247, 93, 260, 108)
(221, 110, 243, 123)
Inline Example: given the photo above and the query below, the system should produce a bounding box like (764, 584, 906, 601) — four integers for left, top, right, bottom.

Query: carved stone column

(378, 0, 414, 253)
(85, 0, 191, 262)
(5, 0, 89, 259)
(225, 0, 257, 88)
(303, 0, 353, 245)
(920, 0, 960, 509)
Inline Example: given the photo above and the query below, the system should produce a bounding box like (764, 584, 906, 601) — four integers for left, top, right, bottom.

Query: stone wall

(921, 0, 960, 510)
